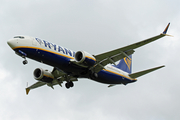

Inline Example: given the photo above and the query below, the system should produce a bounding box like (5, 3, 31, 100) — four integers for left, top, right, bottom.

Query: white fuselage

(7, 36, 136, 85)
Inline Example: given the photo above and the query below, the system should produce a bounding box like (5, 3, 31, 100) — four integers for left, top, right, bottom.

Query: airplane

(7, 23, 171, 95)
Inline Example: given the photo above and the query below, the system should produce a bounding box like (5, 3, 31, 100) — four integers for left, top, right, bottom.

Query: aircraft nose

(7, 39, 16, 49)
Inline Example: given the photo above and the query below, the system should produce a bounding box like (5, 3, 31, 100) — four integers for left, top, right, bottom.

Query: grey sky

(1, 0, 180, 120)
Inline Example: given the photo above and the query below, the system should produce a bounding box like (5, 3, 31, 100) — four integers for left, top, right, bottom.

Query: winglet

(163, 23, 170, 34)
(161, 23, 173, 37)
(26, 88, 30, 95)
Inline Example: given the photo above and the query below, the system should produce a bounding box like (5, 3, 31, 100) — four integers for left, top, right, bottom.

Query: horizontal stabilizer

(129, 65, 165, 79)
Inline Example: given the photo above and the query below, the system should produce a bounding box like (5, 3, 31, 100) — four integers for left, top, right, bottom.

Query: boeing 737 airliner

(7, 23, 171, 95)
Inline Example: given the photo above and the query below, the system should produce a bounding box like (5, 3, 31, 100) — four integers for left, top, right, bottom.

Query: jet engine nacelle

(75, 51, 96, 66)
(33, 68, 54, 83)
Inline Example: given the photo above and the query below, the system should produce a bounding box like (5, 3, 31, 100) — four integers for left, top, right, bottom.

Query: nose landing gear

(23, 59, 28, 65)
(15, 50, 28, 65)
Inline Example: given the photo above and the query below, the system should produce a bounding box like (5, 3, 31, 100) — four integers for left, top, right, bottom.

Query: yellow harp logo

(124, 57, 132, 70)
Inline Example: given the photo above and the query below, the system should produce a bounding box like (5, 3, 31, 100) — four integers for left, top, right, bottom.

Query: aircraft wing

(25, 67, 78, 95)
(26, 82, 46, 95)
(92, 23, 171, 73)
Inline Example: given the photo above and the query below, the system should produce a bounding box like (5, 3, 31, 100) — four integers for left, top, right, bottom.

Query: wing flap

(129, 65, 165, 79)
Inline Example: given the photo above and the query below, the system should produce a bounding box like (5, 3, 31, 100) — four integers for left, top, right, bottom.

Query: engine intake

(33, 68, 54, 83)
(75, 51, 96, 66)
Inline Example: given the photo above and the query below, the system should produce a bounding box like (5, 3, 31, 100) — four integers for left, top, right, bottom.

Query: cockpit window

(14, 36, 24, 39)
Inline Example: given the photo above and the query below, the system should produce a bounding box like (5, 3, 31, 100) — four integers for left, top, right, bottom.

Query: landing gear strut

(65, 81, 74, 89)
(15, 50, 28, 65)
(90, 72, 98, 79)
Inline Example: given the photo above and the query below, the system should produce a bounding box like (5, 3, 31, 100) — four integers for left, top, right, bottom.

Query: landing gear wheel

(69, 81, 74, 87)
(65, 83, 70, 89)
(23, 60, 28, 65)
(65, 81, 74, 89)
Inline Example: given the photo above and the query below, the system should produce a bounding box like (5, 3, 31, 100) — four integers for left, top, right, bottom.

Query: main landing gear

(65, 81, 74, 89)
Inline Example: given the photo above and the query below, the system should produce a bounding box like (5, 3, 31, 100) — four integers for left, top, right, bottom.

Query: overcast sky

(1, 0, 180, 120)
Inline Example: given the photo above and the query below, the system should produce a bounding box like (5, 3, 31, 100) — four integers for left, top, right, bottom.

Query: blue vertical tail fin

(116, 55, 132, 74)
